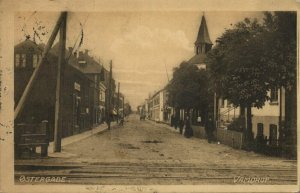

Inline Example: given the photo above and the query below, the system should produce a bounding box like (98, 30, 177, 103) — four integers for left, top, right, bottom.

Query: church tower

(188, 13, 212, 69)
(194, 15, 212, 55)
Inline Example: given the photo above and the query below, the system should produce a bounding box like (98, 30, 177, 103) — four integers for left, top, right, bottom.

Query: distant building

(147, 88, 171, 123)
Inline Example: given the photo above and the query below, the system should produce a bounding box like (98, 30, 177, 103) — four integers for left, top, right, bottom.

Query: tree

(261, 12, 297, 157)
(166, 61, 213, 122)
(207, 18, 269, 141)
(207, 12, 297, 148)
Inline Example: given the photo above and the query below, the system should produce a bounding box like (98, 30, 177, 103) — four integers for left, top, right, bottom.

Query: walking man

(184, 116, 193, 138)
(205, 115, 214, 143)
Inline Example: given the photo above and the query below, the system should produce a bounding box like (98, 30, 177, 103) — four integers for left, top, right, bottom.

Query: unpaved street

(15, 114, 297, 185)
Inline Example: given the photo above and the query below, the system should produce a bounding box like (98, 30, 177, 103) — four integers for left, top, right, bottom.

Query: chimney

(78, 51, 87, 67)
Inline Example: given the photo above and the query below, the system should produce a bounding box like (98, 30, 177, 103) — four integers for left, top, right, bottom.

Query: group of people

(170, 114, 215, 142)
(170, 115, 193, 138)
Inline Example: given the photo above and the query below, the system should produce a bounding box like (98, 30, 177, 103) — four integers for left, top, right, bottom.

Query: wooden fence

(216, 128, 244, 149)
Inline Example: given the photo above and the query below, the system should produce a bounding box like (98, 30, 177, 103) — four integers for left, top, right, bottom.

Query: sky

(15, 11, 263, 109)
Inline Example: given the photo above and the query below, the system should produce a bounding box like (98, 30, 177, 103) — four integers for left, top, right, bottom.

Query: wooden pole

(123, 96, 125, 118)
(213, 91, 217, 128)
(278, 87, 283, 147)
(54, 12, 67, 152)
(107, 61, 112, 130)
(14, 13, 65, 120)
(117, 82, 120, 123)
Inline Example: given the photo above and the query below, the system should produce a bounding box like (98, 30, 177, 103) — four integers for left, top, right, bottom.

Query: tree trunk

(239, 104, 247, 138)
(246, 104, 253, 141)
(284, 84, 297, 158)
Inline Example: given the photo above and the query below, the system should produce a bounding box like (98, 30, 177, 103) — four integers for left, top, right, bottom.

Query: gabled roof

(76, 54, 103, 74)
(50, 43, 103, 74)
(188, 53, 206, 64)
(15, 39, 43, 54)
(195, 15, 212, 45)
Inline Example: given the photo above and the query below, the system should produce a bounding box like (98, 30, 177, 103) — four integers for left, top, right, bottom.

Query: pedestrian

(170, 114, 174, 127)
(184, 116, 193, 138)
(179, 119, 184, 134)
(174, 115, 179, 130)
(205, 115, 214, 143)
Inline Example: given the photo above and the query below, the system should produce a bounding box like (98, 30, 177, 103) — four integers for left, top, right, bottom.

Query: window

(33, 54, 38, 68)
(257, 123, 264, 137)
(270, 87, 278, 103)
(15, 54, 20, 67)
(21, 54, 26, 68)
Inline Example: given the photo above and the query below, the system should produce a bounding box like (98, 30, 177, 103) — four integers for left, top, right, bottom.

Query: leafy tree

(207, 12, 297, 146)
(166, 61, 213, 121)
(261, 12, 297, 157)
(262, 12, 296, 89)
(207, 18, 268, 140)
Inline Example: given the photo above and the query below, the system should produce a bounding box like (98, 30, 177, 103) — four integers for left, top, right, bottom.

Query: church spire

(195, 14, 212, 55)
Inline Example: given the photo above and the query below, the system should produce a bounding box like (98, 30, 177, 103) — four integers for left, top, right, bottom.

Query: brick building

(14, 39, 99, 140)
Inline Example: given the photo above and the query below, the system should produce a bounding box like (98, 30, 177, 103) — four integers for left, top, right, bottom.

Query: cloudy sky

(15, 11, 263, 109)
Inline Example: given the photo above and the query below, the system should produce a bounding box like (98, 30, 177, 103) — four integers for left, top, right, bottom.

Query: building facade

(14, 39, 98, 140)
(218, 87, 283, 144)
(147, 88, 171, 123)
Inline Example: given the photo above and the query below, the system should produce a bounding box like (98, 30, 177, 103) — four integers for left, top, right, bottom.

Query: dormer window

(78, 60, 87, 67)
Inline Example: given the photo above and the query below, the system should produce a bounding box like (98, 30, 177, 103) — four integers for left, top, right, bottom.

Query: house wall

(14, 43, 95, 141)
(218, 89, 282, 140)
(159, 91, 164, 121)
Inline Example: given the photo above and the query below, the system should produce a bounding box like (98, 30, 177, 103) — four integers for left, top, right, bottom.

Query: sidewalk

(47, 122, 115, 158)
(15, 122, 117, 165)
(48, 123, 114, 153)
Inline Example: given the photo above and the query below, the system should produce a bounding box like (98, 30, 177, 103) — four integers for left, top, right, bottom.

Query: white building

(147, 88, 171, 123)
(219, 87, 284, 142)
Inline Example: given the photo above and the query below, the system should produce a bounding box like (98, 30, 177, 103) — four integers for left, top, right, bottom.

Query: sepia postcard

(0, 0, 299, 192)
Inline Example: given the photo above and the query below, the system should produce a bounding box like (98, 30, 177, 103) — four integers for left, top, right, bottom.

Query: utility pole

(107, 60, 112, 130)
(14, 13, 66, 120)
(54, 12, 67, 152)
(117, 82, 120, 123)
